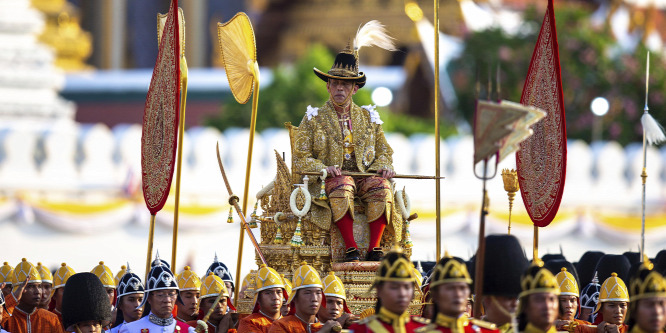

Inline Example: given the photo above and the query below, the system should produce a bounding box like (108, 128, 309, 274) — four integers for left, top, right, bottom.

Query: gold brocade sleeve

(294, 113, 328, 174)
(366, 123, 393, 172)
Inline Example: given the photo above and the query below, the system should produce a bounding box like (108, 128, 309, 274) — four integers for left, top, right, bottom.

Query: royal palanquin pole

(516, 0, 567, 259)
(141, 0, 180, 279)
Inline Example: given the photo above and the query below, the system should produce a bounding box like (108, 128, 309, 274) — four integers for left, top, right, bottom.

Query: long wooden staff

(296, 171, 444, 180)
(171, 55, 188, 270)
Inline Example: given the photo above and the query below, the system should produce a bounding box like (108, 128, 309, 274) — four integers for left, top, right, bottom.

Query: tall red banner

(516, 0, 567, 227)
(141, 0, 180, 215)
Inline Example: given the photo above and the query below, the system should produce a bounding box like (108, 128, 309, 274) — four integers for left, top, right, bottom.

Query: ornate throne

(235, 122, 420, 315)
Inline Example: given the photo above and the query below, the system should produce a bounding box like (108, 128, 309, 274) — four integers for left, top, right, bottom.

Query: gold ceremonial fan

(216, 12, 261, 303)
(217, 12, 258, 104)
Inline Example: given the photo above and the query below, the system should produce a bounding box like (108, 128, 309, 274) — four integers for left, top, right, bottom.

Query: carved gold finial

(501, 169, 519, 234)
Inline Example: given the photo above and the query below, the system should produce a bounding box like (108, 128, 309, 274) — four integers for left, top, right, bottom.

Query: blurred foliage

(205, 44, 453, 137)
(449, 3, 665, 145)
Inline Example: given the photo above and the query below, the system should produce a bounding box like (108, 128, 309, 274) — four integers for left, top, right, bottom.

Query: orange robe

(268, 315, 323, 333)
(238, 312, 279, 333)
(4, 307, 65, 333)
(4, 293, 17, 315)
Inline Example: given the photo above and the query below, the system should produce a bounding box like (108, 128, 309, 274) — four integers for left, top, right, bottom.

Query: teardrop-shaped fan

(217, 12, 257, 104)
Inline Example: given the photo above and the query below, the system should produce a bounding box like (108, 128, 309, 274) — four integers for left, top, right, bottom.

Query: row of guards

(137, 0, 665, 328)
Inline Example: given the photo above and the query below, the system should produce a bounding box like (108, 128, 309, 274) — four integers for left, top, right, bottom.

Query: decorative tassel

(318, 181, 327, 200)
(227, 206, 233, 223)
(290, 217, 304, 247)
(248, 201, 258, 228)
(404, 220, 413, 248)
(274, 223, 283, 244)
(642, 112, 666, 145)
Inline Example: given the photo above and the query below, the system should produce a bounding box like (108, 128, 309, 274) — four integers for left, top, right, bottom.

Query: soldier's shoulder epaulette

(414, 323, 439, 333)
(412, 316, 431, 324)
(470, 319, 498, 330)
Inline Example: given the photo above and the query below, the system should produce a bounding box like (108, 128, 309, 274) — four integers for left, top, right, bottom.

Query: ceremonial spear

(639, 52, 665, 260)
(191, 142, 269, 333)
(141, 0, 181, 280)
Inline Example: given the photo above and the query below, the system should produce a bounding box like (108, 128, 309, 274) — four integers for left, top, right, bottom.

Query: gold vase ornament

(501, 169, 519, 234)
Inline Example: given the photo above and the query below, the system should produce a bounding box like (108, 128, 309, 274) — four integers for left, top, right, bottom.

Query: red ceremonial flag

(141, 0, 180, 215)
(516, 0, 567, 228)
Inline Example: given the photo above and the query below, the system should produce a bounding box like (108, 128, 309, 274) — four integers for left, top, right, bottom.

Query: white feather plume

(353, 20, 397, 52)
(642, 112, 666, 145)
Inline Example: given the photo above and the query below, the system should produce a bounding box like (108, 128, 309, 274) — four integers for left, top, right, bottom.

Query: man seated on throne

(294, 21, 398, 262)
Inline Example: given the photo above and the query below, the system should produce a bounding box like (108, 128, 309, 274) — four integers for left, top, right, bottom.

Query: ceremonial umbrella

(217, 12, 260, 304)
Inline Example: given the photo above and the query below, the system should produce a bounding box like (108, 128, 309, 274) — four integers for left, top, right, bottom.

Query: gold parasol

(217, 12, 260, 305)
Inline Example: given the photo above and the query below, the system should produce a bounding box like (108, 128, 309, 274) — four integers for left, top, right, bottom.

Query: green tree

(449, 3, 665, 145)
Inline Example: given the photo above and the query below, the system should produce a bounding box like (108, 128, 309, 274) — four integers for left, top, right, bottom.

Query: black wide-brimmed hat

(314, 44, 366, 88)
(62, 272, 112, 330)
(481, 234, 529, 297)
(313, 21, 396, 90)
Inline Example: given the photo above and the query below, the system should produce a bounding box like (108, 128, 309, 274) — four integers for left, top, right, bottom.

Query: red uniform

(412, 313, 498, 333)
(347, 307, 428, 333)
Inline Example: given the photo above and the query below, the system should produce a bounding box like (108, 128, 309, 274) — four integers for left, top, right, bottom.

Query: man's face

(75, 320, 102, 333)
(178, 290, 200, 318)
(119, 294, 144, 322)
(53, 288, 65, 311)
(200, 296, 227, 321)
(432, 282, 470, 317)
(524, 293, 558, 331)
(377, 281, 414, 315)
(601, 301, 628, 325)
(634, 298, 666, 333)
(318, 296, 344, 321)
(281, 303, 290, 317)
(258, 288, 283, 316)
(224, 282, 234, 298)
(294, 287, 323, 316)
(483, 295, 518, 324)
(326, 79, 358, 106)
(148, 290, 178, 318)
(1, 284, 11, 297)
(105, 288, 115, 306)
(39, 282, 53, 308)
(580, 307, 593, 322)
(19, 282, 42, 308)
(559, 295, 578, 321)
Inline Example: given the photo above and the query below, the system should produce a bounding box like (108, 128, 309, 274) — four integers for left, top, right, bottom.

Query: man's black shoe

(345, 247, 361, 262)
(366, 247, 384, 261)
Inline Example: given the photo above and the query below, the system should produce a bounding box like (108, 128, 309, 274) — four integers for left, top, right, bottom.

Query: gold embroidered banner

(516, 0, 567, 228)
(141, 0, 180, 215)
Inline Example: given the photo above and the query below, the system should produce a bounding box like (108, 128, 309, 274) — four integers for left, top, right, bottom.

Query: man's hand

(12, 279, 27, 301)
(326, 165, 342, 177)
(337, 312, 360, 328)
(319, 320, 343, 333)
(378, 168, 395, 179)
(555, 319, 571, 331)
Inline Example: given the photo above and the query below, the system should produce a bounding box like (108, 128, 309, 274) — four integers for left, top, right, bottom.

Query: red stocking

(337, 213, 358, 249)
(368, 214, 387, 250)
